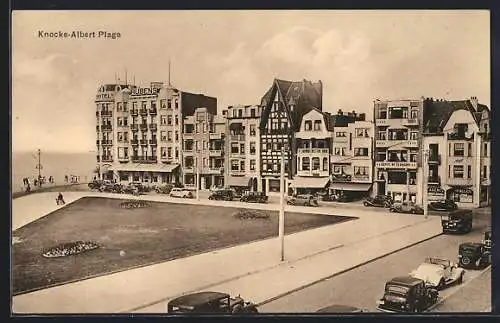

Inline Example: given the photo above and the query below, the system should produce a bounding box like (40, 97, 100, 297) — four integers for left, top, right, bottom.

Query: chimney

(470, 96, 478, 111)
(337, 109, 343, 116)
(359, 113, 366, 121)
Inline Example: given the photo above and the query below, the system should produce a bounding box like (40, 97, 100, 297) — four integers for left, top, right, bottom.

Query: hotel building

(95, 81, 217, 186)
(223, 105, 262, 192)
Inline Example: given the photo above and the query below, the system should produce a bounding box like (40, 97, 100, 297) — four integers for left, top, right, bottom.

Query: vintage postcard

(11, 10, 491, 314)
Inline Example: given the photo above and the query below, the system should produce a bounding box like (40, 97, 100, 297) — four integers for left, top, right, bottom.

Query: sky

(12, 10, 490, 153)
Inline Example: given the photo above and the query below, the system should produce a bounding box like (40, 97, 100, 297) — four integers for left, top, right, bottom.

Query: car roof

(460, 242, 484, 248)
(387, 276, 423, 286)
(316, 305, 362, 313)
(168, 292, 229, 307)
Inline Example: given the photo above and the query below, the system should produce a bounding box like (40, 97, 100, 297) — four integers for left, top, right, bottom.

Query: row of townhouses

(95, 79, 491, 208)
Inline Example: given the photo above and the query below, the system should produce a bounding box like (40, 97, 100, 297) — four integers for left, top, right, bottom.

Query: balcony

(140, 139, 148, 145)
(95, 111, 100, 117)
(101, 139, 113, 146)
(209, 132, 223, 140)
(101, 124, 112, 131)
(297, 169, 329, 177)
(149, 109, 157, 115)
(183, 166, 194, 173)
(297, 148, 330, 154)
(428, 154, 441, 165)
(447, 132, 474, 141)
(149, 123, 157, 131)
(118, 155, 129, 162)
(131, 139, 139, 145)
(96, 125, 100, 131)
(131, 156, 157, 164)
(375, 118, 417, 127)
(131, 110, 138, 116)
(481, 178, 491, 186)
(130, 124, 139, 131)
(375, 161, 418, 169)
(230, 169, 246, 175)
(230, 134, 245, 141)
(331, 173, 352, 182)
(140, 124, 148, 131)
(139, 109, 148, 116)
(101, 110, 112, 117)
(204, 167, 224, 175)
(209, 150, 222, 157)
(183, 132, 194, 138)
(149, 139, 157, 145)
(101, 155, 113, 162)
(376, 140, 418, 148)
(446, 177, 473, 186)
(331, 155, 351, 163)
(428, 176, 441, 184)
(96, 139, 100, 145)
(402, 118, 419, 127)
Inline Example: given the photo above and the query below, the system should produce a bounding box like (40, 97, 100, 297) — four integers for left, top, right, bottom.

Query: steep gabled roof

(423, 99, 483, 133)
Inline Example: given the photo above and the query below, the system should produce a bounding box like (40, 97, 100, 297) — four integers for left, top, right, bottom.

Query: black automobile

(428, 199, 458, 212)
(167, 291, 258, 314)
(88, 179, 104, 190)
(208, 189, 234, 201)
(240, 191, 268, 203)
(363, 195, 393, 208)
(441, 209, 473, 234)
(377, 276, 439, 313)
(316, 305, 365, 313)
(389, 202, 424, 214)
(123, 183, 141, 195)
(99, 182, 123, 193)
(458, 242, 491, 269)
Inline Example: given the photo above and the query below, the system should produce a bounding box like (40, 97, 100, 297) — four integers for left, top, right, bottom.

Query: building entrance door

(377, 182, 386, 195)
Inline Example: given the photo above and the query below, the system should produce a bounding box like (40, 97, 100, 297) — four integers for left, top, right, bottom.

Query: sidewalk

(12, 192, 442, 313)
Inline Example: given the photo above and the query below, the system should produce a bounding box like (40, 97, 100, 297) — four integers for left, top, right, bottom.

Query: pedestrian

(56, 192, 65, 205)
(26, 183, 31, 193)
(64, 175, 68, 183)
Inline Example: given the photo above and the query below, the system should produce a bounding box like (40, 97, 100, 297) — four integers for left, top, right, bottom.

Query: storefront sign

(449, 187, 473, 203)
(427, 186, 445, 195)
(95, 92, 115, 101)
(131, 87, 161, 96)
(375, 161, 417, 169)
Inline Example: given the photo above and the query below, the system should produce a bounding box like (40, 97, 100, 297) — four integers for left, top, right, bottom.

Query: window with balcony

(313, 120, 321, 131)
(231, 143, 239, 154)
(334, 147, 346, 156)
(302, 157, 310, 171)
(388, 171, 407, 184)
(354, 148, 369, 156)
(167, 99, 172, 109)
(175, 99, 179, 109)
(333, 165, 347, 174)
(250, 142, 256, 154)
(160, 131, 166, 141)
(378, 131, 387, 140)
(323, 157, 328, 171)
(305, 120, 312, 131)
(453, 165, 464, 178)
(410, 110, 418, 119)
(250, 159, 256, 171)
(160, 99, 166, 109)
(312, 157, 320, 171)
(388, 129, 408, 140)
(378, 107, 387, 119)
(231, 160, 239, 171)
(355, 128, 368, 137)
(453, 143, 464, 156)
(389, 107, 408, 119)
(410, 132, 418, 140)
(161, 147, 166, 158)
(250, 124, 256, 136)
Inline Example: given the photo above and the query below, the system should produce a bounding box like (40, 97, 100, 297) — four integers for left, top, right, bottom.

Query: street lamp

(196, 155, 200, 201)
(279, 147, 286, 261)
(423, 149, 429, 219)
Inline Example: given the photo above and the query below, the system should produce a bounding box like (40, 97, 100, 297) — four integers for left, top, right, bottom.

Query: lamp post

(423, 149, 429, 219)
(279, 147, 286, 261)
(196, 155, 200, 201)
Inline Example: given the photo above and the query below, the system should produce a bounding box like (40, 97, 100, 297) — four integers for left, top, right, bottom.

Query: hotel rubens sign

(375, 161, 417, 168)
(131, 87, 161, 96)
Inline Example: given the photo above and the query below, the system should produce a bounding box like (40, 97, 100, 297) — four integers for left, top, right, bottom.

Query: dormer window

(454, 123, 468, 135)
(305, 120, 312, 131)
(314, 120, 321, 131)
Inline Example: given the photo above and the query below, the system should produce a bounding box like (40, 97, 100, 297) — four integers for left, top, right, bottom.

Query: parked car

(100, 182, 123, 193)
(88, 179, 104, 190)
(167, 291, 258, 314)
(458, 242, 491, 269)
(322, 193, 355, 202)
(409, 258, 464, 290)
(363, 195, 393, 208)
(428, 199, 458, 211)
(169, 188, 194, 198)
(316, 305, 365, 313)
(287, 194, 319, 206)
(240, 191, 268, 203)
(441, 209, 473, 234)
(123, 183, 141, 195)
(389, 202, 424, 214)
(377, 276, 439, 313)
(208, 189, 234, 201)
(155, 184, 174, 195)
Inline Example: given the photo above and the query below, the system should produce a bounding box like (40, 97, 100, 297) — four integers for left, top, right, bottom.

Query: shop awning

(329, 182, 372, 191)
(227, 176, 252, 187)
(110, 163, 180, 173)
(290, 177, 330, 189)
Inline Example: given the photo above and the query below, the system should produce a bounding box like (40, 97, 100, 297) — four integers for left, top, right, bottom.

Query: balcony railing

(118, 155, 129, 161)
(149, 139, 157, 145)
(209, 150, 222, 156)
(140, 124, 148, 131)
(209, 133, 223, 140)
(149, 124, 157, 131)
(101, 124, 112, 131)
(149, 109, 157, 115)
(131, 139, 139, 145)
(139, 109, 148, 116)
(481, 132, 492, 141)
(447, 132, 474, 141)
(230, 134, 245, 141)
(96, 125, 100, 131)
(101, 155, 113, 162)
(352, 174, 370, 182)
(131, 156, 157, 163)
(428, 176, 441, 184)
(331, 174, 352, 182)
(101, 110, 112, 117)
(101, 140, 113, 146)
(131, 110, 138, 116)
(140, 139, 148, 145)
(130, 124, 138, 131)
(375, 161, 418, 169)
(95, 111, 100, 117)
(376, 140, 418, 148)
(428, 154, 441, 165)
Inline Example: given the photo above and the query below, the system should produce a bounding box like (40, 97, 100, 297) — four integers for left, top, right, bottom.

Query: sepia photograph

(11, 10, 491, 314)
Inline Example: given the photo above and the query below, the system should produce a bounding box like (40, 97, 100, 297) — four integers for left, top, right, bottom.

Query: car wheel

(363, 202, 369, 207)
(460, 256, 471, 266)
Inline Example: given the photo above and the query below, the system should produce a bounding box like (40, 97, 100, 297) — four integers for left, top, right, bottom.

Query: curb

(255, 231, 443, 307)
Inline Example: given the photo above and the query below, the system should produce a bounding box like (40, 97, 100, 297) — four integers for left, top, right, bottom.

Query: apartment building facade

(95, 81, 217, 186)
(259, 78, 323, 194)
(422, 97, 491, 207)
(328, 111, 374, 198)
(223, 105, 262, 192)
(373, 99, 424, 204)
(182, 107, 226, 190)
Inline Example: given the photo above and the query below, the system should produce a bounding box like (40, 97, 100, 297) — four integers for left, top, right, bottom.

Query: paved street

(258, 208, 491, 313)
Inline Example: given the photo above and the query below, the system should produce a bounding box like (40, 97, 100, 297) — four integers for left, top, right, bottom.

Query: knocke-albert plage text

(37, 31, 121, 39)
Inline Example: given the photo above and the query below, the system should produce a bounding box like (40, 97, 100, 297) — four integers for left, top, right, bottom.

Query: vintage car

(208, 189, 235, 201)
(377, 276, 439, 313)
(123, 183, 141, 195)
(88, 179, 105, 190)
(169, 188, 194, 198)
(315, 305, 365, 313)
(167, 291, 258, 314)
(99, 182, 123, 193)
(155, 184, 174, 195)
(389, 202, 424, 214)
(363, 195, 393, 208)
(287, 194, 319, 206)
(409, 258, 464, 290)
(428, 199, 458, 212)
(441, 209, 473, 234)
(240, 191, 268, 203)
(458, 242, 491, 269)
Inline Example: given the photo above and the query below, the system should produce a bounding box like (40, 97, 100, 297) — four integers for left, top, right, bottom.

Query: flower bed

(119, 201, 151, 209)
(233, 209, 271, 220)
(42, 241, 100, 258)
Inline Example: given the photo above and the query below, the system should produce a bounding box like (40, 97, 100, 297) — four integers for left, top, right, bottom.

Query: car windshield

(386, 284, 409, 295)
(460, 245, 479, 253)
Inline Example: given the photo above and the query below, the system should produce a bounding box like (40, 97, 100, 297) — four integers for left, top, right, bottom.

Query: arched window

(302, 157, 310, 171)
(322, 157, 328, 171)
(312, 157, 320, 171)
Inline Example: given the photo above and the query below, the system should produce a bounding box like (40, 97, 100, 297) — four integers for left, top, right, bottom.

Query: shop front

(290, 177, 330, 195)
(427, 185, 445, 201)
(329, 182, 372, 200)
(446, 186, 474, 206)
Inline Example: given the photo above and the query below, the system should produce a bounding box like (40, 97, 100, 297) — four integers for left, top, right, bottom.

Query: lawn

(12, 196, 356, 295)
